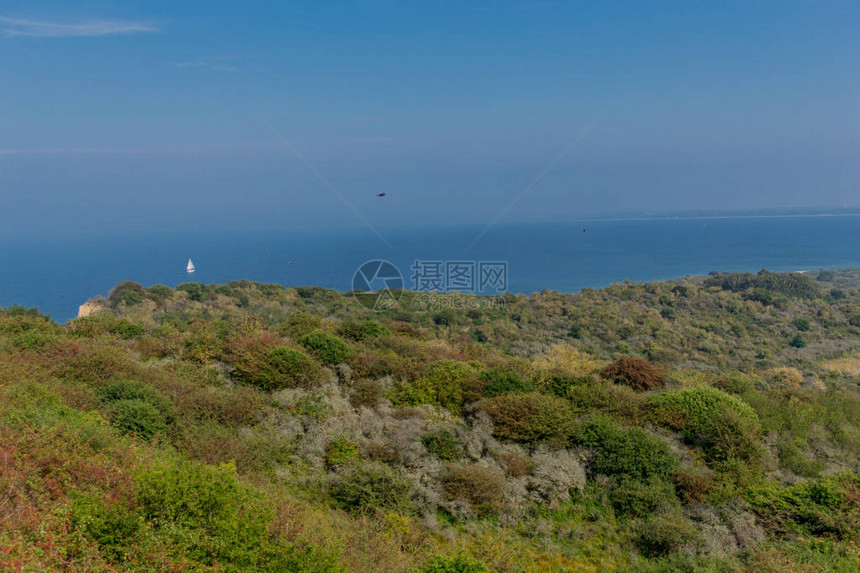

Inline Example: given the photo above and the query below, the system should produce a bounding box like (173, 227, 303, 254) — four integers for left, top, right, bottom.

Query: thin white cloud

(0, 16, 157, 38)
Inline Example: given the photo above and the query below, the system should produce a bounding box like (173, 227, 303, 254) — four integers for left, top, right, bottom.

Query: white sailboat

(186, 258, 195, 273)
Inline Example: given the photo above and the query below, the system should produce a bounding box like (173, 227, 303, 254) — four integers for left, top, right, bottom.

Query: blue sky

(1, 1, 858, 237)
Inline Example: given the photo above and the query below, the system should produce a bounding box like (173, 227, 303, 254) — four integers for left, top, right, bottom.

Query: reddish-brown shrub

(478, 392, 576, 446)
(349, 379, 384, 408)
(599, 356, 664, 391)
(495, 451, 535, 478)
(347, 347, 399, 379)
(223, 331, 281, 374)
(52, 339, 142, 385)
(364, 442, 400, 464)
(442, 463, 508, 515)
(671, 466, 714, 503)
(384, 321, 427, 339)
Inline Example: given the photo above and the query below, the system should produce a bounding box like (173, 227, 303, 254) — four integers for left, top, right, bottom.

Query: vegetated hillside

(2, 269, 860, 572)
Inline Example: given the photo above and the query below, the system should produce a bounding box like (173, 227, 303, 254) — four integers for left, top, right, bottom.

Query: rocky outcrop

(77, 298, 107, 319)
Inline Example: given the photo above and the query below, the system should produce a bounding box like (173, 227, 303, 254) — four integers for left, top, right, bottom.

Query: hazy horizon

(2, 1, 859, 239)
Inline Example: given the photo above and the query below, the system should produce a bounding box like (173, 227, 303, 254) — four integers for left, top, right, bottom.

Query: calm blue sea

(2, 216, 859, 323)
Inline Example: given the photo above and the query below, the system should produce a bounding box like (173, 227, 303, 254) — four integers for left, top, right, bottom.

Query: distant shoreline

(4, 215, 860, 323)
(571, 211, 860, 223)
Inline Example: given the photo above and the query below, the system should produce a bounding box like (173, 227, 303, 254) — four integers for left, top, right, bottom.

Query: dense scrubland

(2, 268, 860, 571)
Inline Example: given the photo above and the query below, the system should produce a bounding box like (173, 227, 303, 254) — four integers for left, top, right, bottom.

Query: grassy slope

(1, 269, 859, 571)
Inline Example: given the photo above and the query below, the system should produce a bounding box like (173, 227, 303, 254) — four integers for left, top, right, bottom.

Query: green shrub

(177, 282, 207, 302)
(0, 310, 59, 348)
(298, 331, 351, 365)
(390, 360, 480, 414)
(135, 459, 341, 570)
(295, 286, 336, 300)
(338, 320, 390, 341)
(649, 385, 758, 427)
(544, 374, 595, 398)
(599, 356, 664, 391)
(432, 309, 461, 326)
(609, 476, 679, 517)
(745, 288, 788, 307)
(626, 554, 740, 573)
(634, 511, 698, 558)
(146, 284, 174, 302)
(330, 463, 414, 514)
(777, 438, 826, 478)
(789, 334, 806, 348)
(0, 305, 50, 321)
(575, 417, 677, 481)
(480, 370, 535, 397)
(421, 429, 463, 461)
(704, 270, 819, 299)
(324, 436, 362, 469)
(106, 399, 168, 442)
(648, 386, 762, 468)
(69, 314, 132, 338)
(109, 318, 144, 339)
(564, 377, 645, 420)
(706, 404, 765, 473)
(109, 281, 146, 307)
(97, 379, 174, 420)
(422, 553, 489, 573)
(10, 330, 60, 350)
(794, 317, 811, 331)
(280, 312, 323, 338)
(479, 392, 575, 445)
(69, 492, 142, 560)
(251, 346, 322, 390)
(712, 373, 758, 395)
(97, 379, 174, 443)
(747, 473, 860, 540)
(211, 284, 234, 298)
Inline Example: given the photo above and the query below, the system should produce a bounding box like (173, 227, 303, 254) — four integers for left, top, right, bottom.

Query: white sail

(187, 258, 195, 273)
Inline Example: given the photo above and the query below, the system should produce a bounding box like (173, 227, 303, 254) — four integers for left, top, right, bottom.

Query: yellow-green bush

(390, 359, 480, 414)
(136, 459, 341, 571)
(244, 346, 323, 390)
(648, 386, 762, 469)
